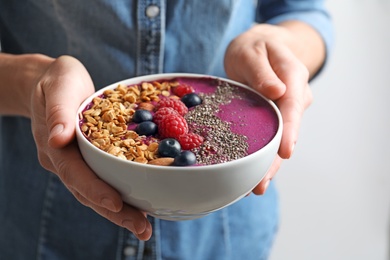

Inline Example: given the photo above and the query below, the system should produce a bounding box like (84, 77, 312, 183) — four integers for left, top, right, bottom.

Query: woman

(0, 1, 332, 259)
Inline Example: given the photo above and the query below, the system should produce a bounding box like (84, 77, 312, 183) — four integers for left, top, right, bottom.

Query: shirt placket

(120, 1, 164, 259)
(120, 216, 160, 260)
(136, 0, 165, 75)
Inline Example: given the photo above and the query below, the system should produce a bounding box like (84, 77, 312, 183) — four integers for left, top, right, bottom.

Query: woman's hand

(29, 55, 152, 240)
(224, 22, 324, 194)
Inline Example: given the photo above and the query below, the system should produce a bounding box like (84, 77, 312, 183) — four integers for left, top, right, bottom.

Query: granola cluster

(79, 81, 179, 165)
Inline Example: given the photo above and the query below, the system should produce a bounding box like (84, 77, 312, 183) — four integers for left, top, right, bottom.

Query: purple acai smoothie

(174, 77, 279, 165)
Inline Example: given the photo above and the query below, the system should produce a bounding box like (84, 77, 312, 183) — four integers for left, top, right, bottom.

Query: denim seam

(222, 208, 232, 258)
(136, 238, 145, 260)
(36, 174, 57, 260)
(153, 217, 162, 260)
(115, 227, 125, 260)
(158, 0, 165, 73)
(259, 221, 279, 260)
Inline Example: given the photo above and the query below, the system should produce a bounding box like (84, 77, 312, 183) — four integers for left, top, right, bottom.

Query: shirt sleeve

(257, 0, 334, 77)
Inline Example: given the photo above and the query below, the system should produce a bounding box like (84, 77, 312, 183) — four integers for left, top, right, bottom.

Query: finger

(277, 83, 312, 158)
(304, 83, 314, 108)
(246, 41, 287, 100)
(252, 155, 283, 195)
(94, 204, 152, 241)
(51, 141, 124, 213)
(267, 44, 310, 158)
(276, 83, 311, 159)
(277, 96, 302, 158)
(73, 189, 152, 240)
(40, 56, 95, 149)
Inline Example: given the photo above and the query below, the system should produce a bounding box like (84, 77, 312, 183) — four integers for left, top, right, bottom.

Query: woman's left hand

(224, 23, 316, 194)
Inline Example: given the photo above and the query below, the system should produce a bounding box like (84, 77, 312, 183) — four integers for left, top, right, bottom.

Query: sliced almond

(148, 157, 174, 166)
(138, 102, 154, 111)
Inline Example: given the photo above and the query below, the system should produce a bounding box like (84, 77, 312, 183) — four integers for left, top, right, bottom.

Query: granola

(79, 80, 177, 164)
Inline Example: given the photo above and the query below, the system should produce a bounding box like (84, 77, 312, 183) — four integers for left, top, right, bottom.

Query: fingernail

(49, 124, 64, 139)
(134, 221, 146, 235)
(123, 220, 146, 235)
(135, 223, 151, 240)
(101, 198, 116, 212)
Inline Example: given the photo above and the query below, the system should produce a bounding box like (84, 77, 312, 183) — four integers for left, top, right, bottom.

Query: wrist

(0, 53, 54, 117)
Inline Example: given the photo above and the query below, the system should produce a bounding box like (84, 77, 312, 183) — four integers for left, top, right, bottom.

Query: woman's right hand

(26, 55, 152, 240)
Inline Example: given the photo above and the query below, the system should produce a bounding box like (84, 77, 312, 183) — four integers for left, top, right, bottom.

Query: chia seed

(185, 80, 249, 165)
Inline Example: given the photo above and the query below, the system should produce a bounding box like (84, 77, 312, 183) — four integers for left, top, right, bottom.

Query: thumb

(225, 40, 286, 100)
(42, 56, 95, 148)
(244, 42, 287, 100)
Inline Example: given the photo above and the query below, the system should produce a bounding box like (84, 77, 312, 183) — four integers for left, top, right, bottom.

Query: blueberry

(135, 121, 157, 136)
(132, 109, 153, 123)
(173, 151, 197, 166)
(181, 93, 202, 108)
(158, 138, 181, 158)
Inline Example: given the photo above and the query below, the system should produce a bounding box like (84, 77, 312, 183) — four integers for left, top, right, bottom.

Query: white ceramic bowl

(76, 73, 283, 221)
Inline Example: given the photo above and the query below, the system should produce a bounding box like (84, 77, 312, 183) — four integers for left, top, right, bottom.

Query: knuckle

(70, 188, 90, 207)
(56, 157, 73, 185)
(46, 104, 67, 127)
(284, 97, 305, 117)
(252, 40, 267, 57)
(305, 88, 314, 107)
(36, 150, 54, 172)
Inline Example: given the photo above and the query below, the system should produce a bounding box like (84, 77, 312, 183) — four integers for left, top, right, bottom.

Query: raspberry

(173, 84, 195, 98)
(155, 98, 188, 116)
(153, 107, 179, 125)
(178, 133, 204, 150)
(158, 114, 188, 139)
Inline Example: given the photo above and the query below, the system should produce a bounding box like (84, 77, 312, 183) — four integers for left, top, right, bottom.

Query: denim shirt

(0, 1, 332, 259)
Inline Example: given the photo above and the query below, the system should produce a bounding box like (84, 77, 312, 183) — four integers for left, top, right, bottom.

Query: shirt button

(146, 4, 160, 18)
(123, 246, 137, 256)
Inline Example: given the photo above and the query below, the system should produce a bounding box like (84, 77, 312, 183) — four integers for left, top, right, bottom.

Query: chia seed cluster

(185, 80, 249, 165)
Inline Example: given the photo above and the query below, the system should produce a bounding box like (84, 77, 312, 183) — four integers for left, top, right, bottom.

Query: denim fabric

(0, 1, 332, 259)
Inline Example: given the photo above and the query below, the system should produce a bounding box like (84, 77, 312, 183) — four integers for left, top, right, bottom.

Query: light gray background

(270, 0, 390, 259)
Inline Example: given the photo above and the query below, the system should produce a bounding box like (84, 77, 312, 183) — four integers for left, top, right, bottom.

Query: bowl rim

(76, 73, 283, 171)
